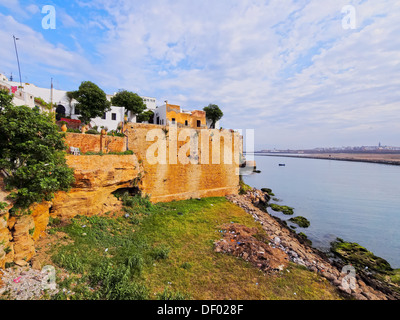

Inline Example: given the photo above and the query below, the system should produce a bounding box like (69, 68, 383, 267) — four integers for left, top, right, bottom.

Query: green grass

(47, 195, 342, 300)
(239, 178, 252, 194)
(84, 150, 134, 156)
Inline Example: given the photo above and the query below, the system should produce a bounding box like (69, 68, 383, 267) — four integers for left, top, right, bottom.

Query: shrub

(0, 103, 75, 208)
(0, 201, 8, 214)
(107, 130, 125, 137)
(108, 150, 134, 155)
(121, 193, 153, 212)
(239, 177, 252, 194)
(85, 129, 100, 135)
(48, 216, 62, 227)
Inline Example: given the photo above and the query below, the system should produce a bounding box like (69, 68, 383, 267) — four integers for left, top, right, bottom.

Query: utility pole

(51, 77, 53, 107)
(51, 77, 56, 121)
(13, 35, 22, 90)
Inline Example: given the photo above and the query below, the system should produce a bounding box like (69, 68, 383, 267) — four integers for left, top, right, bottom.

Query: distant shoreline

(251, 153, 400, 166)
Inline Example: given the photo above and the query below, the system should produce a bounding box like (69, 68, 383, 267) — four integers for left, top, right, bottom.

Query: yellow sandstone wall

(51, 155, 141, 217)
(0, 125, 241, 266)
(1, 154, 140, 266)
(64, 132, 126, 154)
(125, 123, 240, 203)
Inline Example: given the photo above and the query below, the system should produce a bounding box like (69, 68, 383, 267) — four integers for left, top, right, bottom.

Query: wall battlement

(61, 124, 241, 203)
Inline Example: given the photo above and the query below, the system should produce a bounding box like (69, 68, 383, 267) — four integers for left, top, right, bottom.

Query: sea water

(243, 154, 400, 268)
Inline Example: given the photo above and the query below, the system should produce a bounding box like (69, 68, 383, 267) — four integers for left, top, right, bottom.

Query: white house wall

(153, 104, 167, 125)
(86, 106, 125, 131)
(0, 74, 157, 131)
(206, 119, 220, 129)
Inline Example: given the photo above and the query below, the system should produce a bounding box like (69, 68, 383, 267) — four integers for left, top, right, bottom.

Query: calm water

(243, 154, 400, 268)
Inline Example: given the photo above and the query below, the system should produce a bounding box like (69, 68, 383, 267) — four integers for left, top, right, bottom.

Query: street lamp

(13, 35, 22, 90)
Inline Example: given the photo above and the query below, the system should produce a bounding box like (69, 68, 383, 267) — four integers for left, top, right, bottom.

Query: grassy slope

(47, 196, 342, 300)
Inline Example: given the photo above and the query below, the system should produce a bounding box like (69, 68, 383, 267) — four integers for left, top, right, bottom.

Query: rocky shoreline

(226, 188, 400, 300)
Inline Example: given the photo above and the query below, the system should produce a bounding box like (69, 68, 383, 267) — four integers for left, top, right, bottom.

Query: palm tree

(66, 91, 75, 117)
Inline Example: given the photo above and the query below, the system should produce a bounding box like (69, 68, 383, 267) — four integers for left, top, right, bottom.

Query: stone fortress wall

(0, 123, 241, 267)
(124, 123, 241, 202)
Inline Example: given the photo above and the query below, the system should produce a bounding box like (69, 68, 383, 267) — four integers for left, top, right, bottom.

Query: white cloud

(59, 9, 80, 28)
(0, 13, 106, 87)
(1, 0, 399, 148)
(26, 4, 39, 14)
(0, 0, 19, 10)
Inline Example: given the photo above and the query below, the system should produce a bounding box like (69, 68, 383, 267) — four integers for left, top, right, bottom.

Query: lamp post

(13, 35, 22, 90)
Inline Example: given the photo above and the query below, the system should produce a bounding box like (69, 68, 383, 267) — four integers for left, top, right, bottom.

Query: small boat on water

(279, 163, 285, 166)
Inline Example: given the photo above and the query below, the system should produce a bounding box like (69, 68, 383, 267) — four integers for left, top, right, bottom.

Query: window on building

(197, 120, 201, 127)
(112, 113, 117, 120)
(171, 118, 176, 124)
(75, 107, 80, 115)
(185, 120, 188, 126)
(102, 113, 106, 120)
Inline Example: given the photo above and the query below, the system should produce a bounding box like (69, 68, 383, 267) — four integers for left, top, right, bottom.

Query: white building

(0, 73, 35, 108)
(0, 73, 156, 131)
(141, 96, 157, 110)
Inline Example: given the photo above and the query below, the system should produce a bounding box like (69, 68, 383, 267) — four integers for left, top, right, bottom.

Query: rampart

(124, 123, 240, 202)
(0, 124, 241, 266)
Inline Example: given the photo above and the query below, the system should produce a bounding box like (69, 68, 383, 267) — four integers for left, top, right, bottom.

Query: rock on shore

(214, 223, 289, 272)
(226, 188, 397, 300)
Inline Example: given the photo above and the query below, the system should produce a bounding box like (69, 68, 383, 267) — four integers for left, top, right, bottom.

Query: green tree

(0, 89, 13, 111)
(111, 90, 146, 118)
(72, 81, 111, 125)
(0, 101, 75, 209)
(136, 110, 154, 123)
(203, 104, 223, 129)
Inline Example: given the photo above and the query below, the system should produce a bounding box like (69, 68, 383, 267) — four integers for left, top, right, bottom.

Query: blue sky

(1, 0, 399, 149)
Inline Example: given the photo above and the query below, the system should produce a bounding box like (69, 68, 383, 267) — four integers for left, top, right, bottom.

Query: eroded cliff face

(0, 154, 141, 267)
(51, 155, 141, 218)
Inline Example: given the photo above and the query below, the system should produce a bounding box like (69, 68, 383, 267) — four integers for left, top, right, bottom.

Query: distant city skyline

(258, 143, 400, 152)
(1, 0, 399, 150)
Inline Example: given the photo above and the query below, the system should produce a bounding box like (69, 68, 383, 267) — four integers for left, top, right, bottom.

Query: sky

(0, 0, 399, 150)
